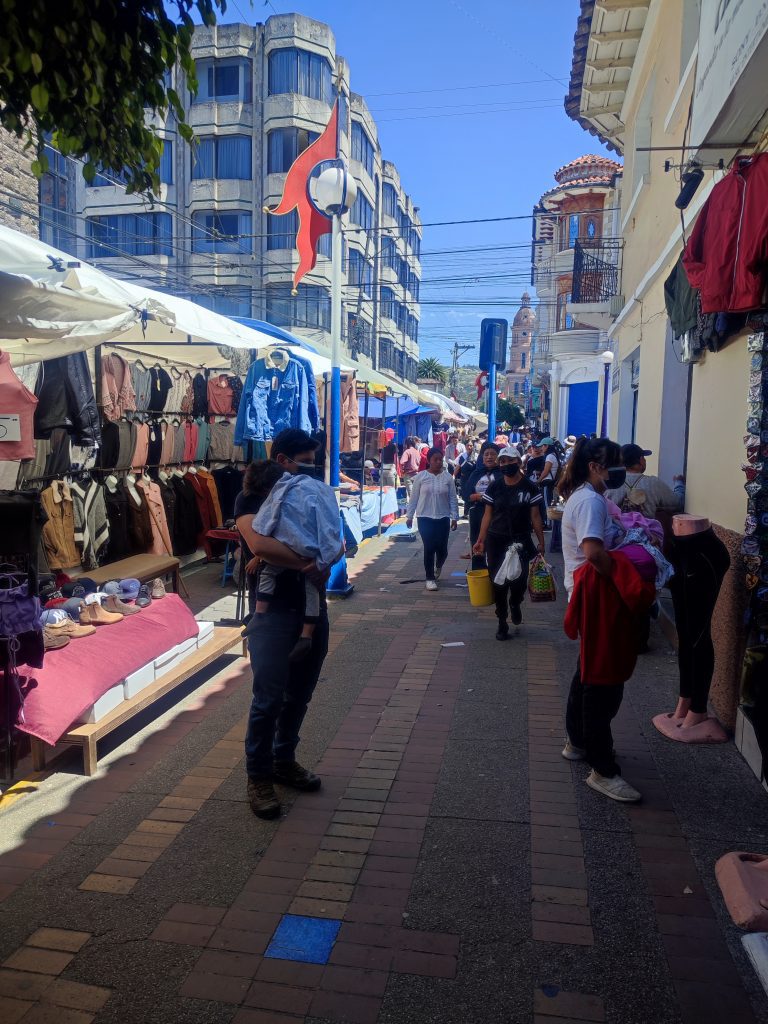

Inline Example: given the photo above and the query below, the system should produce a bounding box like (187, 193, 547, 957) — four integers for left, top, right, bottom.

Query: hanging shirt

(71, 478, 110, 569)
(147, 367, 173, 412)
(0, 350, 37, 460)
(208, 374, 235, 416)
(235, 357, 312, 444)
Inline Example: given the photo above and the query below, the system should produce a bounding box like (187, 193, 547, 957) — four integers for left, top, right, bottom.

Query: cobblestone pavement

(1, 529, 767, 1024)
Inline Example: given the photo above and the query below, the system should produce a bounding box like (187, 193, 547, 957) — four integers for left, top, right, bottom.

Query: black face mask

(287, 458, 320, 478)
(605, 467, 626, 489)
(501, 464, 521, 477)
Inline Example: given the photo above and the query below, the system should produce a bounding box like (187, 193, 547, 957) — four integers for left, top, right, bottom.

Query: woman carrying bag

(473, 446, 545, 640)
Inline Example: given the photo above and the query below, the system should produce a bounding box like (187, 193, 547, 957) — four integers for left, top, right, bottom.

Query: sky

(213, 0, 615, 365)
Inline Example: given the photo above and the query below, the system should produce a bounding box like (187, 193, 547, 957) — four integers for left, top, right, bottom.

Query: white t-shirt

(540, 452, 559, 482)
(561, 483, 613, 594)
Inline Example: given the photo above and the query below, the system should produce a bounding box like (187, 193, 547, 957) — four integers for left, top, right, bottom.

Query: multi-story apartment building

(47, 14, 421, 384)
(531, 154, 622, 438)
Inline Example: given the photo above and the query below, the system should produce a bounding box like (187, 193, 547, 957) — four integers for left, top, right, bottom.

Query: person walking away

(559, 437, 653, 803)
(605, 444, 684, 520)
(472, 446, 545, 639)
(533, 437, 560, 530)
(399, 436, 421, 498)
(235, 429, 332, 820)
(463, 443, 500, 569)
(406, 447, 459, 591)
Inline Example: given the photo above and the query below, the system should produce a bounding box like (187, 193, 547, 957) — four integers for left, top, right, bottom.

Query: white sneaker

(425, 580, 438, 591)
(586, 770, 641, 803)
(561, 740, 586, 761)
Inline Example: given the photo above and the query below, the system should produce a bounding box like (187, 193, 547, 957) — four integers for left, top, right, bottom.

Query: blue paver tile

(264, 914, 342, 964)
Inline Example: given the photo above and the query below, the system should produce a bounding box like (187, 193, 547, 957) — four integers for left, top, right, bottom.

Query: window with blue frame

(568, 213, 579, 248)
(351, 121, 374, 178)
(191, 211, 252, 254)
(348, 249, 372, 295)
(382, 183, 397, 219)
(410, 274, 420, 302)
(381, 236, 397, 272)
(350, 191, 374, 232)
(338, 92, 349, 135)
(397, 258, 409, 289)
(317, 230, 332, 258)
(266, 210, 297, 250)
(267, 127, 319, 174)
(192, 136, 251, 180)
(87, 140, 173, 187)
(396, 302, 408, 333)
(521, 351, 526, 369)
(407, 314, 419, 342)
(86, 212, 173, 257)
(398, 207, 410, 242)
(193, 59, 252, 102)
(266, 282, 331, 331)
(194, 287, 251, 317)
(347, 314, 371, 357)
(410, 228, 421, 259)
(40, 145, 75, 251)
(160, 141, 173, 184)
(380, 286, 395, 320)
(268, 47, 333, 104)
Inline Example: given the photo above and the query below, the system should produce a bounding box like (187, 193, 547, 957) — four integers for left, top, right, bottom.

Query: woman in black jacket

(463, 442, 500, 570)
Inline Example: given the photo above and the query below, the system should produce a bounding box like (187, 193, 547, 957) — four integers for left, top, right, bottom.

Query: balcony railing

(571, 239, 622, 304)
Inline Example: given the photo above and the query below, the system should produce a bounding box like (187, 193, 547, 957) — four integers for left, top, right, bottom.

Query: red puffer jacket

(683, 154, 768, 314)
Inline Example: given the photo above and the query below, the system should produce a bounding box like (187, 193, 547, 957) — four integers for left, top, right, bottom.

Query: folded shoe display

(150, 578, 166, 600)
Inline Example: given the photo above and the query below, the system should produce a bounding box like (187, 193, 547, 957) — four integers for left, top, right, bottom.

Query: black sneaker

(272, 761, 322, 791)
(510, 604, 522, 626)
(135, 584, 152, 609)
(247, 776, 281, 819)
(496, 622, 509, 641)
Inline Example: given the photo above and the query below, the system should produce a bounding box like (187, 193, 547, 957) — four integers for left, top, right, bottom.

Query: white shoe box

(123, 662, 156, 700)
(78, 682, 126, 724)
(161, 636, 198, 674)
(154, 645, 178, 676)
(196, 621, 214, 648)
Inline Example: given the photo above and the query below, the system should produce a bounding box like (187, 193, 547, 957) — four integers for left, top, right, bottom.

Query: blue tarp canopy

(359, 396, 423, 419)
(230, 317, 319, 353)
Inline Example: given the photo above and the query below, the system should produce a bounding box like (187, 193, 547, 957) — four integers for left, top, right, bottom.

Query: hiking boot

(586, 770, 641, 803)
(561, 739, 586, 761)
(272, 761, 322, 792)
(496, 621, 509, 641)
(151, 577, 167, 600)
(510, 603, 522, 626)
(247, 777, 281, 819)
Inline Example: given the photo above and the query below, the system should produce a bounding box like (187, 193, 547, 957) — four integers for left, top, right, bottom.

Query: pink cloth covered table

(16, 594, 199, 745)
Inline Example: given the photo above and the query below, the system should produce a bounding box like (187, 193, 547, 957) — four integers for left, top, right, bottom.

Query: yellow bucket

(466, 569, 494, 607)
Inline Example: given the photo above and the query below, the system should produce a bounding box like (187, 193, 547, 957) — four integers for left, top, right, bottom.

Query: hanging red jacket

(683, 153, 768, 313)
(564, 551, 655, 685)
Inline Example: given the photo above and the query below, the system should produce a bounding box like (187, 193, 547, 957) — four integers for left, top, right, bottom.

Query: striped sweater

(71, 479, 110, 569)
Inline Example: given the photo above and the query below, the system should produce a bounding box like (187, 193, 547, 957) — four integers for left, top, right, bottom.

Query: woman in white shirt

(406, 447, 459, 591)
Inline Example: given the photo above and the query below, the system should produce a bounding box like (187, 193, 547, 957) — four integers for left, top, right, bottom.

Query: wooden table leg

(31, 738, 47, 772)
(83, 739, 98, 777)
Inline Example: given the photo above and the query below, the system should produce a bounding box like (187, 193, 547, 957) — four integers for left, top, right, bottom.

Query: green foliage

(416, 357, 448, 384)
(0, 1, 227, 193)
(496, 398, 525, 428)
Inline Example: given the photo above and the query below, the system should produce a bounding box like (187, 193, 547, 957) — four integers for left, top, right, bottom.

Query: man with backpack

(605, 444, 684, 519)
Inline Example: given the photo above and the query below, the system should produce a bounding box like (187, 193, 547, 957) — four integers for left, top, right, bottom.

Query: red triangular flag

(266, 100, 339, 293)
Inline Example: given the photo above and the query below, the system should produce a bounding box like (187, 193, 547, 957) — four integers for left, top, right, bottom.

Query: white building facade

(52, 15, 421, 384)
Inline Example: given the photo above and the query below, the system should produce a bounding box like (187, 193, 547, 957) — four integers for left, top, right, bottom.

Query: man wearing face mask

(235, 429, 335, 820)
(473, 447, 546, 639)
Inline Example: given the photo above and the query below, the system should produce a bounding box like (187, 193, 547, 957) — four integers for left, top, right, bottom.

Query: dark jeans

(668, 529, 730, 713)
(418, 517, 450, 580)
(540, 481, 554, 526)
(245, 607, 329, 778)
(565, 659, 624, 777)
(468, 503, 486, 571)
(485, 534, 531, 622)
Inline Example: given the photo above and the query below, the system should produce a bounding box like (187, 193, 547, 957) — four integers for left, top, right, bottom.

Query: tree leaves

(0, 0, 227, 194)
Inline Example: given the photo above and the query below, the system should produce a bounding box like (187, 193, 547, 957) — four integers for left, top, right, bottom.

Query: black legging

(668, 528, 730, 713)
(417, 517, 451, 580)
(484, 534, 531, 622)
(468, 503, 486, 571)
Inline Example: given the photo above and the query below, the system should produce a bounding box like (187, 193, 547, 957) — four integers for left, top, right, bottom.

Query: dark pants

(245, 607, 329, 778)
(485, 534, 531, 623)
(468, 503, 486, 571)
(565, 659, 624, 777)
(668, 529, 730, 713)
(540, 481, 554, 526)
(417, 517, 450, 580)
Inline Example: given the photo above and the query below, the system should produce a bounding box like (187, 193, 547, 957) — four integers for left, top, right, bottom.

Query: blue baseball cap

(119, 579, 141, 600)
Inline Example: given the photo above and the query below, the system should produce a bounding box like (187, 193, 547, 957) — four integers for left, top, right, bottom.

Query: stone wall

(0, 128, 38, 237)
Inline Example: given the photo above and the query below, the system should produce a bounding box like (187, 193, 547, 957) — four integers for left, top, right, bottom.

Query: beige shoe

(48, 618, 96, 639)
(43, 626, 70, 650)
(82, 603, 123, 625)
(103, 594, 141, 616)
(150, 577, 166, 600)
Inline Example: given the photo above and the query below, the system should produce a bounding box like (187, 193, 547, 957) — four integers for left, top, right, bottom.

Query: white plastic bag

(493, 542, 523, 586)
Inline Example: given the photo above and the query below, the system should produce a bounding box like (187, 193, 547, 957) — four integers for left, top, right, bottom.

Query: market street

(0, 531, 765, 1024)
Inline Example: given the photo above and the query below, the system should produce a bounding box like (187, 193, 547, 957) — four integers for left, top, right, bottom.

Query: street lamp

(312, 164, 358, 487)
(600, 349, 614, 437)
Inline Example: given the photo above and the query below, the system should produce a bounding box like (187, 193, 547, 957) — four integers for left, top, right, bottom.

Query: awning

(358, 396, 422, 419)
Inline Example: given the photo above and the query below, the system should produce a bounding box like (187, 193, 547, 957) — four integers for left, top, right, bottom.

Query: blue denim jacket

(235, 357, 313, 444)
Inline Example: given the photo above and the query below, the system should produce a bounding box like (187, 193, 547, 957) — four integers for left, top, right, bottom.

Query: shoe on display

(150, 578, 167, 600)
(81, 603, 124, 626)
(135, 585, 153, 609)
(272, 761, 322, 792)
(247, 777, 281, 819)
(586, 770, 641, 803)
(510, 604, 523, 626)
(48, 618, 97, 639)
(43, 626, 70, 651)
(561, 739, 586, 761)
(425, 580, 438, 591)
(103, 595, 141, 617)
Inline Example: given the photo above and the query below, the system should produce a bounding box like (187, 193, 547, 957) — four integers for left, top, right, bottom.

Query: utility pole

(449, 342, 475, 394)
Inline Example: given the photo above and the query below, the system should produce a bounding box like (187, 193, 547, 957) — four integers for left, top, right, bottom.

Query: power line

(365, 77, 564, 98)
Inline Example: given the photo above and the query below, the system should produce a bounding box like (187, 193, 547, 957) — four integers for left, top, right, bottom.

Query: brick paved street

(1, 530, 767, 1024)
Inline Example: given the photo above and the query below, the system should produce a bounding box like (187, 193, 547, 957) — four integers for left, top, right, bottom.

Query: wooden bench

(76, 554, 182, 595)
(30, 626, 244, 776)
